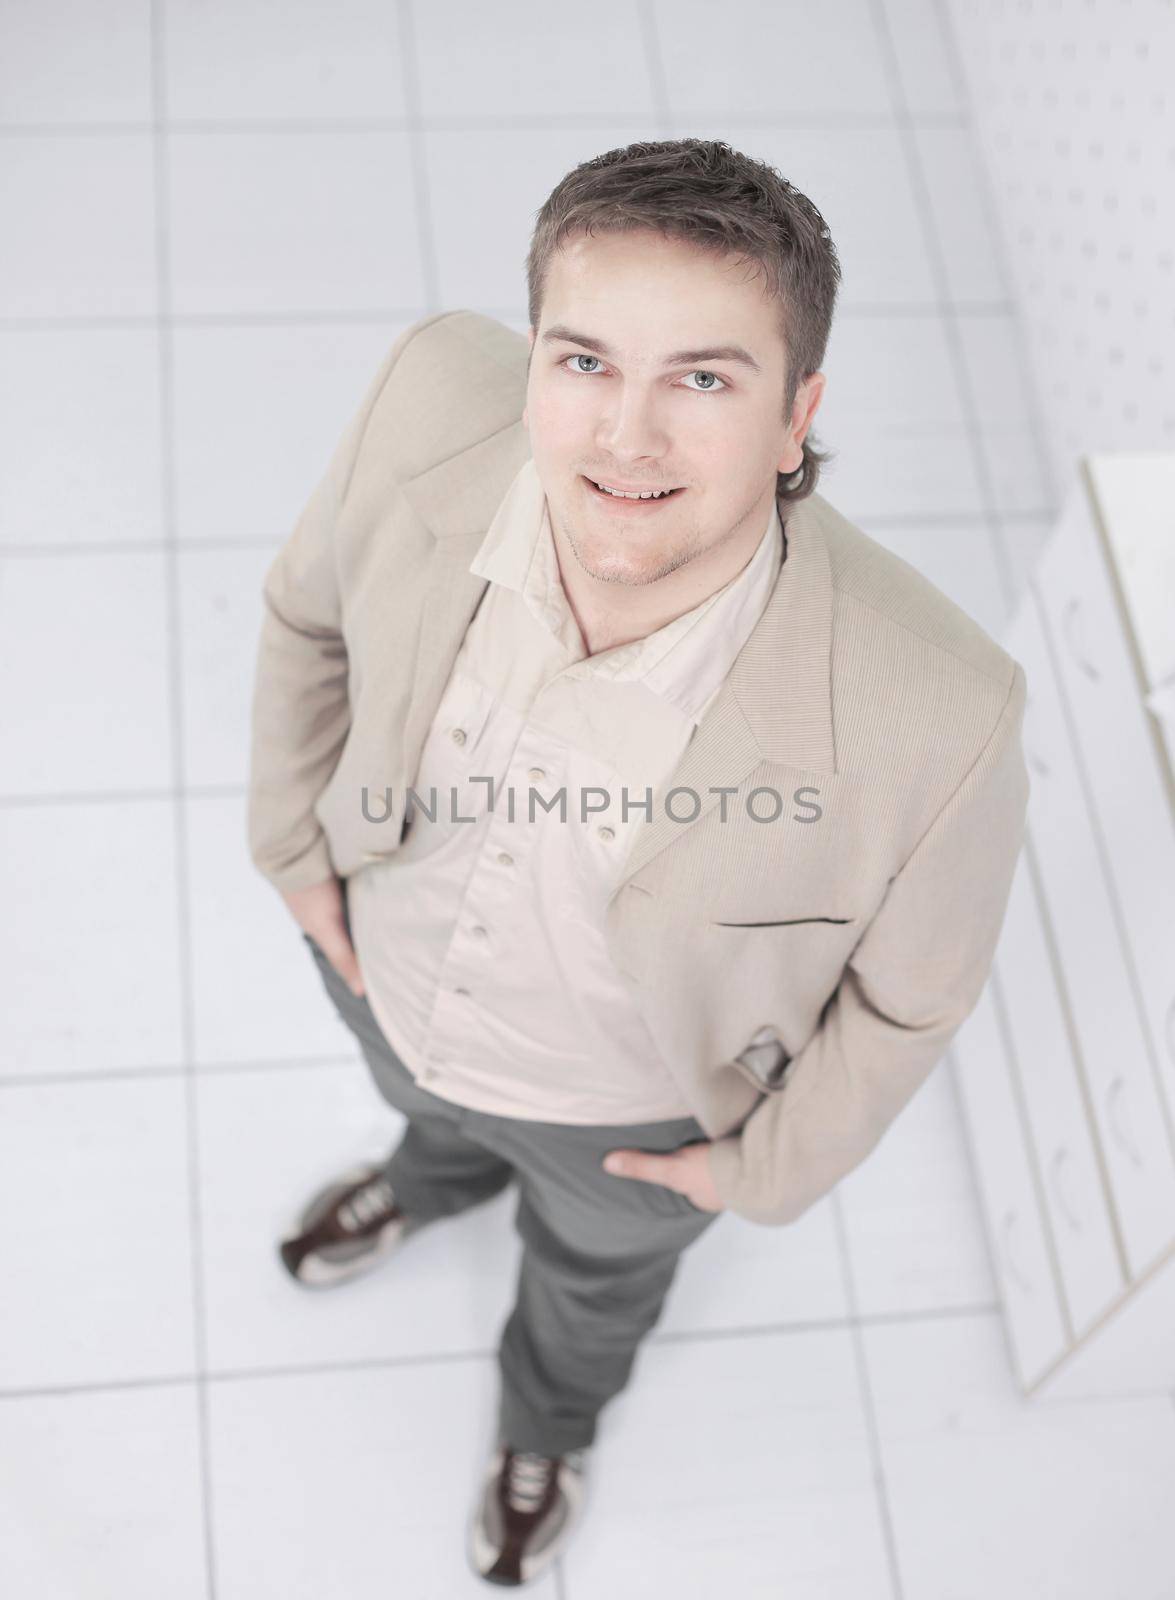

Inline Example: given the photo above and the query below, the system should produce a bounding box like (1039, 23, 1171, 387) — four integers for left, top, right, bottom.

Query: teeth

(594, 481, 676, 500)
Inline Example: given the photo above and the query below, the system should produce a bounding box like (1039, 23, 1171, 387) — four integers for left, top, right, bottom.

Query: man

(248, 139, 1029, 1587)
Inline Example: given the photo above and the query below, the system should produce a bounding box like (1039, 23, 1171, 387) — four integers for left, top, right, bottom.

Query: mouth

(581, 475, 686, 509)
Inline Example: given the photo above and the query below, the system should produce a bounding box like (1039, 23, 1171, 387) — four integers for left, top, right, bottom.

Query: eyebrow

(540, 324, 763, 376)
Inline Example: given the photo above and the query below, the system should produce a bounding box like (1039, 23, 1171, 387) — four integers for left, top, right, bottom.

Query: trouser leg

(473, 1113, 720, 1457)
(380, 1108, 516, 1224)
(496, 1189, 694, 1455)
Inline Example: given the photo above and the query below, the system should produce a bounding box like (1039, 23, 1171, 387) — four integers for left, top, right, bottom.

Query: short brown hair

(526, 138, 841, 505)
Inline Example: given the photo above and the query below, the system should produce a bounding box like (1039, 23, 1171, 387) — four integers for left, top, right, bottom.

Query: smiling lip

(583, 475, 685, 496)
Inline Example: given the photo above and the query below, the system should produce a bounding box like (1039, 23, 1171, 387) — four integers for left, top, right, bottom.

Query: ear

(777, 371, 827, 475)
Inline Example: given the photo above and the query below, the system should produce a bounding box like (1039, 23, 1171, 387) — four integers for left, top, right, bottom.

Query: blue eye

(680, 370, 726, 393)
(560, 354, 727, 393)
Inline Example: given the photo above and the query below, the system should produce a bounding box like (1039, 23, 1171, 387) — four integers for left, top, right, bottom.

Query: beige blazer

(247, 309, 1030, 1226)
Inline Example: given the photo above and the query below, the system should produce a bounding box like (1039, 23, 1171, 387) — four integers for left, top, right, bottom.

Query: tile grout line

(0, 541, 290, 557)
(0, 111, 970, 138)
(931, 0, 1063, 520)
(870, 0, 1021, 623)
(943, 1041, 1024, 1391)
(638, 0, 673, 136)
(2, 1054, 366, 1089)
(0, 299, 1018, 333)
(0, 1301, 1006, 1404)
(397, 0, 440, 318)
(829, 1187, 907, 1600)
(146, 7, 220, 1598)
(0, 1056, 366, 1094)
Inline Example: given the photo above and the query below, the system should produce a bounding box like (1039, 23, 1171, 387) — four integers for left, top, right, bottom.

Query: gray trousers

(301, 882, 721, 1457)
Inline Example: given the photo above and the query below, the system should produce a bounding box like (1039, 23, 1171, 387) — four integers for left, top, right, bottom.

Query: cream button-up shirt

(347, 457, 784, 1123)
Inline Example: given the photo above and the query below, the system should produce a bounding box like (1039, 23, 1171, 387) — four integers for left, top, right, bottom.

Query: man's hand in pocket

(281, 876, 366, 998)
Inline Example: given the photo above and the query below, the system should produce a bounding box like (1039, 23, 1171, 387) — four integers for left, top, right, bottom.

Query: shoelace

(504, 1450, 556, 1513)
(337, 1174, 397, 1232)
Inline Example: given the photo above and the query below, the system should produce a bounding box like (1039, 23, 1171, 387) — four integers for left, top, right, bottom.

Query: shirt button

(497, 851, 514, 866)
(454, 987, 470, 997)
(528, 766, 546, 781)
(450, 727, 467, 746)
(471, 925, 488, 938)
(598, 825, 615, 841)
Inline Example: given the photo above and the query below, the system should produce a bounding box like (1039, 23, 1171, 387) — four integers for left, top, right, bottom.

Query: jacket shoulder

(371, 309, 529, 482)
(810, 492, 1016, 695)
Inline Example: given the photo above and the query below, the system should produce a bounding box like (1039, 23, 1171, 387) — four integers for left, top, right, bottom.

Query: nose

(594, 380, 671, 463)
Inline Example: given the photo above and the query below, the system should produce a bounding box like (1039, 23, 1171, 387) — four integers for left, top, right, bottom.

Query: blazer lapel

(615, 681, 764, 885)
(400, 536, 488, 786)
(397, 421, 530, 784)
(611, 489, 838, 895)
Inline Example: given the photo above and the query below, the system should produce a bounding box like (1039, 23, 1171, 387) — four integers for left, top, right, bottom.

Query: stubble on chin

(558, 512, 700, 589)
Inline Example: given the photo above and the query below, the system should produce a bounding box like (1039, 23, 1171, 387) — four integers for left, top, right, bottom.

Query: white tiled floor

(2, 2, 1171, 1597)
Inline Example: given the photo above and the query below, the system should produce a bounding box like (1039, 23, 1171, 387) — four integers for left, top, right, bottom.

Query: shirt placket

(416, 685, 575, 1083)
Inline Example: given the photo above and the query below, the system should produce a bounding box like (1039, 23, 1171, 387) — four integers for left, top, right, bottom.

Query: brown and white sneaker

(277, 1160, 427, 1288)
(467, 1442, 590, 1586)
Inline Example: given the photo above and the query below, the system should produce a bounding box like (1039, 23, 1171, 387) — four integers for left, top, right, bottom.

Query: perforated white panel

(942, 0, 1175, 496)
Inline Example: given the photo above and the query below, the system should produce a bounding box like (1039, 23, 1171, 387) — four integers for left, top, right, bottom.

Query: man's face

(524, 227, 825, 588)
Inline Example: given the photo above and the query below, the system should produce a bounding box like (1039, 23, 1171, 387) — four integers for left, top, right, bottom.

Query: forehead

(541, 230, 783, 351)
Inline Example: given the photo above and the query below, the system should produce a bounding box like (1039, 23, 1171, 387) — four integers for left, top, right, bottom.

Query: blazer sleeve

(705, 658, 1030, 1226)
(246, 314, 450, 895)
